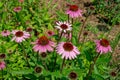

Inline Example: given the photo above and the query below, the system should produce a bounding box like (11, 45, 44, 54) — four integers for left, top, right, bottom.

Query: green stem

(82, 36, 86, 44)
(20, 43, 30, 67)
(2, 69, 3, 80)
(86, 53, 100, 80)
(58, 31, 63, 41)
(68, 14, 70, 23)
(70, 18, 74, 42)
(37, 53, 39, 62)
(60, 58, 65, 73)
(71, 18, 73, 25)
(78, 16, 89, 43)
(52, 52, 57, 72)
(43, 61, 48, 71)
(67, 32, 71, 42)
(53, 31, 63, 71)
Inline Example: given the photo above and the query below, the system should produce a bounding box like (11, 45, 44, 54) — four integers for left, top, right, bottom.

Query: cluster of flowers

(0, 1, 112, 73)
(0, 54, 6, 70)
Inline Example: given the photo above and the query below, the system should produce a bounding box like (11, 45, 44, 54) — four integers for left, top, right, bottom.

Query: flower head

(56, 42, 80, 60)
(55, 21, 72, 33)
(68, 71, 77, 80)
(40, 52, 47, 58)
(83, 32, 88, 36)
(11, 30, 30, 43)
(7, 49, 13, 54)
(110, 71, 117, 77)
(18, 0, 24, 3)
(1, 30, 10, 37)
(66, 5, 82, 18)
(0, 53, 6, 59)
(26, 27, 33, 32)
(13, 6, 21, 12)
(95, 39, 112, 54)
(34, 66, 42, 73)
(90, 6, 95, 10)
(0, 61, 5, 70)
(32, 36, 55, 53)
(47, 30, 55, 36)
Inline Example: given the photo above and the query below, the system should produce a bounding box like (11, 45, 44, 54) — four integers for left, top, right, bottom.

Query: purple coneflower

(13, 6, 22, 12)
(11, 30, 30, 43)
(18, 0, 24, 3)
(56, 42, 80, 60)
(1, 30, 10, 37)
(47, 30, 55, 36)
(0, 61, 5, 70)
(95, 39, 112, 54)
(66, 5, 82, 18)
(55, 21, 72, 33)
(32, 36, 55, 53)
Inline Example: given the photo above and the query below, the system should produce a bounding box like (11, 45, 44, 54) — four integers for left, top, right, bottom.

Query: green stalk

(37, 53, 39, 62)
(43, 61, 48, 71)
(53, 31, 63, 71)
(86, 53, 100, 80)
(71, 18, 73, 25)
(20, 43, 30, 67)
(68, 14, 70, 23)
(60, 58, 65, 73)
(58, 31, 63, 40)
(52, 51, 57, 72)
(2, 69, 3, 80)
(78, 16, 89, 43)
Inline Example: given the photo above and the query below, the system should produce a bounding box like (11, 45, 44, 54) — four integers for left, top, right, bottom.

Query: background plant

(93, 0, 120, 25)
(0, 0, 120, 80)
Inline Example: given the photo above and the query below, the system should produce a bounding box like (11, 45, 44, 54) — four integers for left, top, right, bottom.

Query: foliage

(93, 0, 120, 25)
(0, 0, 120, 80)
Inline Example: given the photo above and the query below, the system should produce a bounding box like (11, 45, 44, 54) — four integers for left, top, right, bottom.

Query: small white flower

(55, 21, 72, 33)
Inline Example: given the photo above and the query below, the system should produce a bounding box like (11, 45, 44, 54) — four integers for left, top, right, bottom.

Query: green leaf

(94, 65, 99, 74)
(0, 2, 3, 7)
(42, 70, 51, 76)
(24, 74, 37, 80)
(72, 36, 77, 45)
(51, 71, 62, 78)
(9, 44, 18, 51)
(92, 73, 105, 80)
(11, 69, 33, 75)
(84, 50, 92, 61)
(29, 62, 35, 66)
